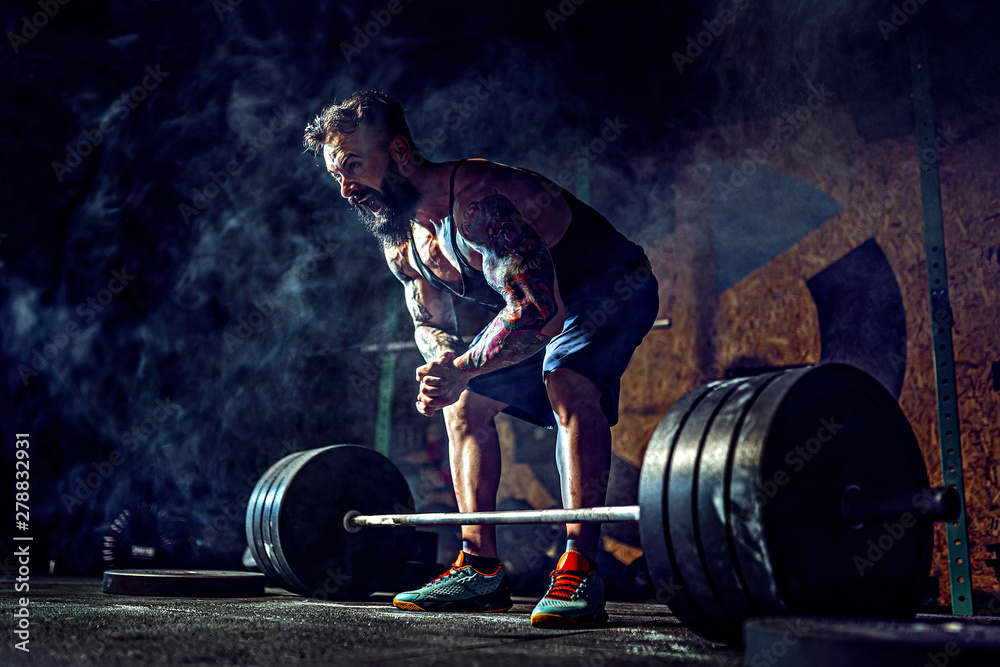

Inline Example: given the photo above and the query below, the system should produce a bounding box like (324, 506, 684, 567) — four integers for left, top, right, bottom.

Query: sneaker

(530, 550, 608, 628)
(393, 551, 513, 613)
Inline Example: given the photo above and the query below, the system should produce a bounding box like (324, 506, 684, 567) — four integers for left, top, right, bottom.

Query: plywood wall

(613, 102, 1000, 604)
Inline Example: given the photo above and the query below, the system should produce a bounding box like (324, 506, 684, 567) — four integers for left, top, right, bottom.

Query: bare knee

(444, 390, 506, 441)
(545, 368, 604, 428)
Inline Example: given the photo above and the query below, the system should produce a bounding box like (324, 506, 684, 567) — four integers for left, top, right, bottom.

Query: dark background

(1, 0, 998, 579)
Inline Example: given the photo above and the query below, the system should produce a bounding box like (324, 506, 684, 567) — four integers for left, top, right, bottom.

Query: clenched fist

(415, 351, 470, 416)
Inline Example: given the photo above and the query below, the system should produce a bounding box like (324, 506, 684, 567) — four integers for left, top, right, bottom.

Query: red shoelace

(545, 569, 588, 601)
(429, 565, 463, 584)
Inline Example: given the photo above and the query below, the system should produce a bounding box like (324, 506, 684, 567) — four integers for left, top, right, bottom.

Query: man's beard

(350, 161, 420, 247)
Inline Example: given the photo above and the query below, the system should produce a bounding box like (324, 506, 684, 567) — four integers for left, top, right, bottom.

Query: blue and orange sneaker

(530, 550, 608, 628)
(393, 551, 513, 613)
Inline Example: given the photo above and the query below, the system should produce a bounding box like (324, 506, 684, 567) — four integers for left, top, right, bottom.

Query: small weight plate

(744, 616, 1000, 667)
(246, 450, 309, 582)
(102, 569, 265, 597)
(258, 445, 415, 599)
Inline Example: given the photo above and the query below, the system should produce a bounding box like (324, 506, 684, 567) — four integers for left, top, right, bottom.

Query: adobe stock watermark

(715, 80, 835, 202)
(221, 237, 338, 350)
(544, 0, 586, 31)
(50, 64, 170, 183)
(309, 567, 352, 600)
(852, 491, 942, 576)
(61, 395, 181, 513)
(188, 496, 249, 559)
(922, 642, 962, 667)
(510, 114, 629, 220)
(7, 0, 72, 54)
(578, 455, 635, 507)
(746, 618, 810, 667)
(877, 0, 931, 41)
(578, 652, 607, 667)
(737, 415, 844, 521)
(575, 264, 656, 338)
(179, 106, 290, 224)
(17, 266, 137, 386)
(856, 124, 959, 227)
(672, 0, 751, 73)
(515, 523, 565, 572)
(408, 74, 502, 160)
(516, 115, 629, 219)
(645, 575, 684, 606)
(212, 0, 244, 21)
(339, 0, 413, 63)
(190, 439, 300, 559)
(196, 437, 302, 556)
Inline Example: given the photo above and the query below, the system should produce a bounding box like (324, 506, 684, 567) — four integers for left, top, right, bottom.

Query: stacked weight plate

(246, 445, 415, 598)
(639, 364, 933, 644)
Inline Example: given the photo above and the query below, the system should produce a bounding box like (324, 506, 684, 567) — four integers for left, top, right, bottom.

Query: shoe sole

(393, 599, 513, 613)
(530, 609, 608, 629)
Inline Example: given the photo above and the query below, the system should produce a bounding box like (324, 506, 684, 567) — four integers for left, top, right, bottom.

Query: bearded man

(303, 90, 657, 628)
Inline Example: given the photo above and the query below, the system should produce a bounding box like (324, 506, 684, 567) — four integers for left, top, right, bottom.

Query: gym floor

(9, 578, 1000, 665)
(4, 577, 742, 666)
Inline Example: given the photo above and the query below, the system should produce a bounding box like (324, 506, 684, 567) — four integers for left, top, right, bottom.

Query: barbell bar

(246, 363, 965, 645)
(343, 487, 958, 532)
(342, 505, 641, 531)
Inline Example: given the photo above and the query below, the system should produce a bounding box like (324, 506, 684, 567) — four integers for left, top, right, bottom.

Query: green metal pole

(909, 22, 974, 616)
(374, 288, 402, 458)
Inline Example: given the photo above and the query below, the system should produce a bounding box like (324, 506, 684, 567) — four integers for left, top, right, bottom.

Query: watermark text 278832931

(13, 432, 33, 653)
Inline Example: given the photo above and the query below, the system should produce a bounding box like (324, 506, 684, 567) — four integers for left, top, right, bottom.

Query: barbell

(245, 363, 961, 643)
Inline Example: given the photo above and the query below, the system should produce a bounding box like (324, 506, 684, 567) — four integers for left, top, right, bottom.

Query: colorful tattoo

(457, 193, 557, 372)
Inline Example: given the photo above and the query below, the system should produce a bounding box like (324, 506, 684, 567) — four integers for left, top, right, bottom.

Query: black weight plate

(102, 569, 265, 597)
(265, 448, 318, 592)
(666, 377, 745, 641)
(246, 449, 307, 582)
(638, 381, 717, 639)
(246, 450, 299, 580)
(259, 450, 315, 585)
(696, 372, 782, 636)
(267, 445, 415, 599)
(761, 364, 932, 619)
(646, 364, 933, 646)
(728, 368, 804, 617)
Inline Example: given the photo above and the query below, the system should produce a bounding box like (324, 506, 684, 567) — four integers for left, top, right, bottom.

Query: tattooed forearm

(384, 243, 463, 363)
(415, 326, 463, 362)
(405, 280, 434, 326)
(455, 193, 558, 374)
(461, 319, 549, 370)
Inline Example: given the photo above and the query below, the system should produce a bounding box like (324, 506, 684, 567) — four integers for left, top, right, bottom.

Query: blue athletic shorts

(465, 263, 658, 427)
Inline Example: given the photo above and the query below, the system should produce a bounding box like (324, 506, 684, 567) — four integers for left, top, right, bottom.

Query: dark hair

(302, 90, 415, 156)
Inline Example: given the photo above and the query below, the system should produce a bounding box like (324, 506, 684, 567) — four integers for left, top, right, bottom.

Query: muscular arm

(385, 246, 462, 362)
(453, 192, 562, 376)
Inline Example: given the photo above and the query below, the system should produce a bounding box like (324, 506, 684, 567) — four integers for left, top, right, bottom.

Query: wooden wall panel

(611, 103, 1000, 601)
